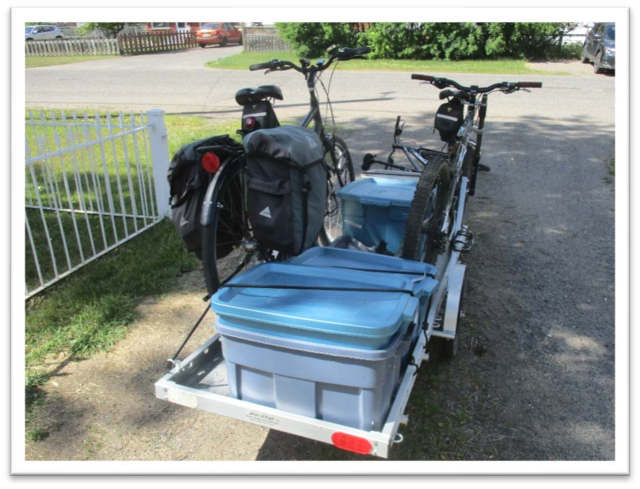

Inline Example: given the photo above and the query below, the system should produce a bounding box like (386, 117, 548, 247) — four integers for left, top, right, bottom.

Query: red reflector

(331, 432, 372, 455)
(244, 116, 257, 131)
(201, 152, 220, 174)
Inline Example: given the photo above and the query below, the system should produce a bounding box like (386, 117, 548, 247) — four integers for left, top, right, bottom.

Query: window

(604, 24, 615, 40)
(150, 22, 171, 30)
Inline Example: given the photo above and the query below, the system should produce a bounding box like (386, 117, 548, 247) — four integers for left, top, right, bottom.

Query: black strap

(281, 261, 436, 278)
(167, 302, 210, 370)
(221, 283, 415, 295)
(300, 180, 310, 253)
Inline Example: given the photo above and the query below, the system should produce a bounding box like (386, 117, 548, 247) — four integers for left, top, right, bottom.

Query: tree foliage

(276, 22, 577, 60)
(275, 22, 360, 58)
(76, 22, 126, 38)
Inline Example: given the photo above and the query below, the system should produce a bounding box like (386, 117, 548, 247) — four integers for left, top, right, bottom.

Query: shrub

(276, 22, 578, 61)
(275, 22, 360, 58)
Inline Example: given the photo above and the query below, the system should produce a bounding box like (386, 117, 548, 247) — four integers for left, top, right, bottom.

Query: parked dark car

(196, 23, 242, 48)
(582, 23, 615, 74)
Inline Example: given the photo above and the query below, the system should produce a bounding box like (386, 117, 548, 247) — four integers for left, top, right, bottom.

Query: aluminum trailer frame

(154, 177, 471, 458)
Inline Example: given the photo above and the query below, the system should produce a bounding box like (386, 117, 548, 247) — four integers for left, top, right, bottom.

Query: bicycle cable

(318, 61, 339, 129)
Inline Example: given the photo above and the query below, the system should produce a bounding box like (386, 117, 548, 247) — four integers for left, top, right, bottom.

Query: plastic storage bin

(289, 246, 437, 370)
(211, 262, 434, 349)
(289, 246, 436, 332)
(337, 176, 418, 255)
(210, 260, 437, 430)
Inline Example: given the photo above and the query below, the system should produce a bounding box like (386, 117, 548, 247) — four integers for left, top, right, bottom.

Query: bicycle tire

(400, 156, 452, 264)
(201, 158, 252, 295)
(469, 94, 488, 195)
(319, 135, 355, 245)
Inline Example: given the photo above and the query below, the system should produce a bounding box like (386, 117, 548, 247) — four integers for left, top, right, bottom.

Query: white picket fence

(25, 109, 170, 299)
(244, 34, 290, 52)
(25, 38, 119, 56)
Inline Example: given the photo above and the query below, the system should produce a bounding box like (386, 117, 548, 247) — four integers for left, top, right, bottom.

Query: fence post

(146, 109, 170, 217)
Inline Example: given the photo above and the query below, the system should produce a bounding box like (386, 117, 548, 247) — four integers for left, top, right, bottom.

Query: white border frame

(11, 5, 629, 476)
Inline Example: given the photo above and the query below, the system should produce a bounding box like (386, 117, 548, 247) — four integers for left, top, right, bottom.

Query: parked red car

(196, 23, 242, 47)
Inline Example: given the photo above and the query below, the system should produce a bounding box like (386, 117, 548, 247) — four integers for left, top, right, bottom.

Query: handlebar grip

(353, 46, 371, 55)
(518, 81, 543, 88)
(249, 61, 273, 71)
(411, 74, 435, 82)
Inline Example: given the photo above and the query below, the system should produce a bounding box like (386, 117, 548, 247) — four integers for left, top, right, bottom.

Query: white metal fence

(25, 38, 119, 56)
(25, 109, 170, 299)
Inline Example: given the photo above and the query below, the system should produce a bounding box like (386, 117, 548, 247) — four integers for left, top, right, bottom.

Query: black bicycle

(199, 46, 370, 294)
(364, 74, 542, 266)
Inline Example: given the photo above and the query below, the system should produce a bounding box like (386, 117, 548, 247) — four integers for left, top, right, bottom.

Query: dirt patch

(26, 268, 269, 461)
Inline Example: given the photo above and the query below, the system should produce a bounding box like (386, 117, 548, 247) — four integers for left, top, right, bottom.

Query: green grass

(206, 50, 567, 75)
(26, 55, 118, 68)
(25, 111, 241, 291)
(25, 113, 240, 430)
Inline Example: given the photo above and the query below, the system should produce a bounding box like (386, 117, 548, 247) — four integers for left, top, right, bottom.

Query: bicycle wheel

(400, 156, 452, 264)
(201, 158, 253, 295)
(319, 135, 355, 245)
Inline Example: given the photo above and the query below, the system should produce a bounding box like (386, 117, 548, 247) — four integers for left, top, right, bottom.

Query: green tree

(275, 22, 360, 58)
(76, 22, 126, 38)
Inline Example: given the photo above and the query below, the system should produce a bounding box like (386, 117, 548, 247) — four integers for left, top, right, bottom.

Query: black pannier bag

(167, 134, 243, 258)
(243, 126, 327, 255)
(434, 98, 463, 143)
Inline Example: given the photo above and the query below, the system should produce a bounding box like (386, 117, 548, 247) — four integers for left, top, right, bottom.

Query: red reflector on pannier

(331, 432, 372, 455)
(201, 152, 220, 174)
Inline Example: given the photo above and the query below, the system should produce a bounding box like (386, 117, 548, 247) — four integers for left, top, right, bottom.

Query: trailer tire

(401, 156, 452, 264)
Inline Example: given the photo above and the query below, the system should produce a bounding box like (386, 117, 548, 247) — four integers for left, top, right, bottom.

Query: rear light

(243, 116, 257, 132)
(331, 432, 372, 455)
(201, 152, 220, 174)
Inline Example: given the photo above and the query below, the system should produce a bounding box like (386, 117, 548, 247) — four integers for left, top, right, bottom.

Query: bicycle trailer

(154, 171, 471, 458)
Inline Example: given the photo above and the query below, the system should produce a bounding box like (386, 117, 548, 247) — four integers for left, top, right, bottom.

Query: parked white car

(25, 25, 64, 41)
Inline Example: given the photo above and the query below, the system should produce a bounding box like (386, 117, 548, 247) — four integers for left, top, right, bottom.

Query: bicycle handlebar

(328, 46, 371, 60)
(249, 46, 370, 74)
(411, 74, 542, 93)
(518, 81, 543, 88)
(249, 61, 274, 71)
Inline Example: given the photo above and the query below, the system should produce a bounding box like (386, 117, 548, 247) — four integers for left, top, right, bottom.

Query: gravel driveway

(25, 51, 615, 461)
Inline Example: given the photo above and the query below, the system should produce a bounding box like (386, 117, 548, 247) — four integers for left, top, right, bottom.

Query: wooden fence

(117, 31, 196, 55)
(26, 39, 119, 56)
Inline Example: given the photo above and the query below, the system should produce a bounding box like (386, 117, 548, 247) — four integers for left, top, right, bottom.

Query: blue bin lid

(211, 262, 436, 349)
(337, 177, 417, 208)
(289, 246, 437, 277)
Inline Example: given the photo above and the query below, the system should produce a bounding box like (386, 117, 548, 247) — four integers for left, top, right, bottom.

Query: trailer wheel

(401, 156, 452, 264)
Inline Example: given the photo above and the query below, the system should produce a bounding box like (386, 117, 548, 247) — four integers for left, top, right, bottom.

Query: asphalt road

(25, 48, 616, 461)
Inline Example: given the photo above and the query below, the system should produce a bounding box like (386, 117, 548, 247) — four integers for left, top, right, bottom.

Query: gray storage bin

(216, 318, 417, 431)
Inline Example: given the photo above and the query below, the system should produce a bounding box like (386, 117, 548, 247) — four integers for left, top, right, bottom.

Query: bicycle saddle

(235, 85, 284, 106)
